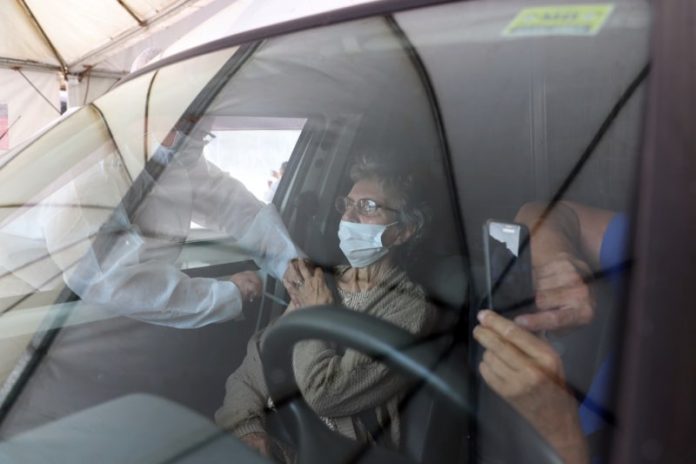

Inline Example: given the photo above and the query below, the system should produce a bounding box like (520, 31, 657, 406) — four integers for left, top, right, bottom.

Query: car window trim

(611, 0, 696, 461)
(120, 0, 465, 87)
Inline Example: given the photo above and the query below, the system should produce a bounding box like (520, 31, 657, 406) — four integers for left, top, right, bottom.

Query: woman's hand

(240, 432, 271, 457)
(282, 259, 333, 311)
(241, 432, 292, 462)
(229, 271, 262, 303)
(473, 310, 588, 464)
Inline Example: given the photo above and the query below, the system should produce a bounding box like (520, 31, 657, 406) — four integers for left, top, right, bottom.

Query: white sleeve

(39, 170, 242, 328)
(237, 203, 306, 280)
(49, 154, 302, 328)
(54, 206, 245, 329)
(190, 159, 305, 280)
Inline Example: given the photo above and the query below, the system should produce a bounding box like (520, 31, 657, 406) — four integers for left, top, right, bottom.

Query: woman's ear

(392, 222, 415, 246)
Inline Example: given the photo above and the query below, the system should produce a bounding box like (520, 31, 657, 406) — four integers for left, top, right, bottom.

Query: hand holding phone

(483, 220, 535, 318)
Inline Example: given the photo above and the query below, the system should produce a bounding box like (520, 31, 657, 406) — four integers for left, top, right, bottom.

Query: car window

(179, 116, 306, 267)
(232, 2, 648, 462)
(203, 116, 305, 204)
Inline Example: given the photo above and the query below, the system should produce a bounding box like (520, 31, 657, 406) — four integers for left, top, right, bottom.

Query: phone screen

(484, 221, 535, 315)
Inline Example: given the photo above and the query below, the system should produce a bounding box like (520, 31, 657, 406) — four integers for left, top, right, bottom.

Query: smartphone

(483, 220, 535, 317)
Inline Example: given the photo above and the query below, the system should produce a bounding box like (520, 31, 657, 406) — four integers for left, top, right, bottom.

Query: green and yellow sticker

(503, 4, 614, 37)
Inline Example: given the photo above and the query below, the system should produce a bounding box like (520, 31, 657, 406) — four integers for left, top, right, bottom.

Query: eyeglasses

(334, 196, 400, 217)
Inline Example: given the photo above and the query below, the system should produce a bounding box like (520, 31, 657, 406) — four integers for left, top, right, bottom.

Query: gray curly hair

(349, 155, 430, 256)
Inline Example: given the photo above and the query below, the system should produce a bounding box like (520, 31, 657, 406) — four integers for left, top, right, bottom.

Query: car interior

(0, 1, 651, 463)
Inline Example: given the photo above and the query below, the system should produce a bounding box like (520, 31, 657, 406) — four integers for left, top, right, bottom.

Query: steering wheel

(260, 305, 563, 464)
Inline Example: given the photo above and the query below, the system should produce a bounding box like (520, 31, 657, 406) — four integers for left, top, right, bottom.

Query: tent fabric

(67, 75, 119, 109)
(0, 0, 223, 153)
(0, 0, 213, 74)
(0, 0, 377, 153)
(0, 68, 61, 151)
(0, 0, 60, 68)
(27, 0, 137, 68)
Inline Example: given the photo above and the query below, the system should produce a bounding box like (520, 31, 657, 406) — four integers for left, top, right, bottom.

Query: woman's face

(342, 179, 397, 225)
(342, 179, 413, 247)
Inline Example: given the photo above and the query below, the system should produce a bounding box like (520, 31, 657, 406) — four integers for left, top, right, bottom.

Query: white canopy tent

(0, 0, 377, 154)
(0, 0, 231, 153)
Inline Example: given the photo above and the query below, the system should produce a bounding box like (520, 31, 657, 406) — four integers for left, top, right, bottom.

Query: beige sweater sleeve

(291, 284, 434, 418)
(216, 271, 436, 437)
(214, 332, 269, 438)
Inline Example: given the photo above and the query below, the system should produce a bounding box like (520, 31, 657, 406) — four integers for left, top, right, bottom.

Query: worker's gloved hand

(230, 271, 262, 303)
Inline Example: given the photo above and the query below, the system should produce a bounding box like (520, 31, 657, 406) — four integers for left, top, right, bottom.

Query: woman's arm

(215, 333, 269, 438)
(279, 261, 434, 417)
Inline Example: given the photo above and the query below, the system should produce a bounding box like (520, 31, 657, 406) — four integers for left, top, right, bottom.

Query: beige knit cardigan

(215, 265, 437, 449)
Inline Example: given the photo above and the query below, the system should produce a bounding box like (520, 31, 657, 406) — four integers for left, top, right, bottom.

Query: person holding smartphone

(476, 201, 627, 464)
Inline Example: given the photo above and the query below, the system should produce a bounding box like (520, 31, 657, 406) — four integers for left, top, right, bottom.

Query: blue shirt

(579, 213, 629, 435)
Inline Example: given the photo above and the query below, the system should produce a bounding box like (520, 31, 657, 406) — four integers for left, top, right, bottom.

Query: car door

(2, 0, 691, 463)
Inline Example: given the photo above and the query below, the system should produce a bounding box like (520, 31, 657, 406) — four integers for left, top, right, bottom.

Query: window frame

(611, 0, 696, 462)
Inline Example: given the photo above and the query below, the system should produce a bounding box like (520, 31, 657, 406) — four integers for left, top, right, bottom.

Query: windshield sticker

(503, 4, 614, 37)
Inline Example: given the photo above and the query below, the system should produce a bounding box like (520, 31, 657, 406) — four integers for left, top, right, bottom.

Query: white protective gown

(40, 134, 302, 328)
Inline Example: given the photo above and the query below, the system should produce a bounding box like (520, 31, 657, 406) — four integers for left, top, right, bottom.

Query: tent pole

(0, 57, 125, 79)
(15, 68, 61, 114)
(0, 57, 61, 73)
(15, 0, 69, 76)
(116, 0, 146, 26)
(81, 67, 93, 106)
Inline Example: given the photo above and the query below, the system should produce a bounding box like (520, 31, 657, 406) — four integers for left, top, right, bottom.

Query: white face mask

(338, 220, 397, 268)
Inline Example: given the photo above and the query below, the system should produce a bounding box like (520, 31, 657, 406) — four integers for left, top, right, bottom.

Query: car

(0, 0, 693, 463)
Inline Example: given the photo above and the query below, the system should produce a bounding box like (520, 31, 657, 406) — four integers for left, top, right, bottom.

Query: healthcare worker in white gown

(41, 123, 303, 328)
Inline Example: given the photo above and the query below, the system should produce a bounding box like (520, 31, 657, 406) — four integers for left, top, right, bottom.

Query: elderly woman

(214, 157, 437, 459)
